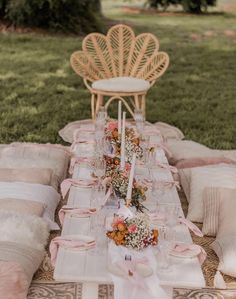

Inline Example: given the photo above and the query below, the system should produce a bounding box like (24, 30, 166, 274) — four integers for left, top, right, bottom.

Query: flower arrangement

(105, 121, 143, 162)
(107, 214, 158, 250)
(103, 156, 147, 212)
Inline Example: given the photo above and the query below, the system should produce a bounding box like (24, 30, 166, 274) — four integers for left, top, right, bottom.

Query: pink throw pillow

(176, 157, 236, 169)
(0, 260, 29, 299)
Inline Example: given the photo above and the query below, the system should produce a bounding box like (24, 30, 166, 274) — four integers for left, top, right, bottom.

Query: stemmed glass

(94, 158, 106, 190)
(156, 225, 175, 273)
(146, 150, 156, 181)
(134, 108, 145, 137)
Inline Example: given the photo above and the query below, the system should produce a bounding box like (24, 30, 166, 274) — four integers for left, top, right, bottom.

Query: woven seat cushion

(92, 77, 150, 93)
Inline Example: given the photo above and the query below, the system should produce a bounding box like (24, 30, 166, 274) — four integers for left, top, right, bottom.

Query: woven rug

(28, 282, 236, 299)
(30, 191, 236, 298)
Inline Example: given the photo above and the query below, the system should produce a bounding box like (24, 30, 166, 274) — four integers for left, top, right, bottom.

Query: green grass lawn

(0, 1, 235, 148)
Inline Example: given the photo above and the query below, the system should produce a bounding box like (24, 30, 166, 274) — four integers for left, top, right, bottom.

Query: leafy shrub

(147, 0, 217, 13)
(0, 0, 104, 33)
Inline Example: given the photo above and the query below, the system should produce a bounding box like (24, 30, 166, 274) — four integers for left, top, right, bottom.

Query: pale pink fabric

(60, 178, 97, 198)
(155, 162, 178, 174)
(179, 217, 203, 237)
(0, 260, 29, 299)
(173, 243, 207, 265)
(70, 140, 95, 152)
(50, 236, 95, 266)
(142, 179, 180, 190)
(69, 157, 92, 174)
(176, 157, 236, 169)
(58, 206, 97, 225)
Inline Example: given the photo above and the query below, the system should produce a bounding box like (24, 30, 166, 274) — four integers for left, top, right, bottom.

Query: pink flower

(107, 121, 118, 131)
(128, 224, 137, 233)
(125, 163, 131, 172)
(112, 216, 124, 228)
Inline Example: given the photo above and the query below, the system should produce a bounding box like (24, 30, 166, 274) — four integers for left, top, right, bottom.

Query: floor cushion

(0, 210, 49, 250)
(211, 234, 236, 278)
(91, 77, 150, 92)
(176, 156, 236, 169)
(0, 143, 70, 188)
(188, 164, 236, 223)
(0, 182, 60, 230)
(0, 241, 46, 296)
(166, 140, 213, 165)
(154, 122, 185, 140)
(0, 168, 53, 186)
(0, 260, 29, 299)
(0, 198, 45, 217)
(178, 168, 191, 202)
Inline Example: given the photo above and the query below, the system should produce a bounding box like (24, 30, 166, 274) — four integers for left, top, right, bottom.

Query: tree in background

(0, 0, 103, 33)
(147, 0, 216, 13)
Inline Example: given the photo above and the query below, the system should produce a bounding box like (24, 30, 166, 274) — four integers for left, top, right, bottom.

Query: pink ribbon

(50, 236, 95, 267)
(69, 156, 92, 174)
(115, 257, 149, 289)
(172, 243, 207, 265)
(70, 140, 95, 152)
(148, 212, 166, 223)
(179, 217, 203, 237)
(60, 178, 97, 198)
(155, 162, 178, 174)
(58, 206, 97, 225)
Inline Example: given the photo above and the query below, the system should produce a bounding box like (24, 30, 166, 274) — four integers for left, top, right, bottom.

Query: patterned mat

(28, 282, 236, 299)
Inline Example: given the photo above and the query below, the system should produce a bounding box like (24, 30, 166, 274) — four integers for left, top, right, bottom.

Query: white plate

(108, 262, 153, 278)
(60, 235, 95, 251)
(170, 243, 200, 258)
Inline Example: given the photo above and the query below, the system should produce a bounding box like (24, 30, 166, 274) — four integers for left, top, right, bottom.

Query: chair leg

(141, 94, 146, 119)
(95, 94, 103, 116)
(91, 93, 96, 121)
(134, 94, 140, 110)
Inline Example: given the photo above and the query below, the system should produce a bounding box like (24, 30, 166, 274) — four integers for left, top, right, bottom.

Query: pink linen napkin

(179, 217, 203, 237)
(143, 179, 180, 190)
(50, 236, 95, 267)
(69, 157, 92, 174)
(172, 243, 207, 265)
(58, 206, 97, 225)
(60, 178, 97, 198)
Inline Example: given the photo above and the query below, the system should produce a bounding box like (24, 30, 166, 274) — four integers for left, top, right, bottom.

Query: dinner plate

(108, 262, 153, 278)
(170, 243, 200, 258)
(60, 235, 95, 251)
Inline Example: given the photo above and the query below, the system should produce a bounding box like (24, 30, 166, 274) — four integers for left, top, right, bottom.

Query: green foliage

(0, 0, 103, 33)
(147, 0, 217, 13)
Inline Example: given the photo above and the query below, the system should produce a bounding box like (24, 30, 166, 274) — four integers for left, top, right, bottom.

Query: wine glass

(134, 108, 145, 136)
(156, 226, 175, 273)
(146, 150, 156, 181)
(94, 158, 106, 190)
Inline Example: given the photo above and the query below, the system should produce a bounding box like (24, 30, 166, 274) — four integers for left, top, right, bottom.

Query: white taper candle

(126, 153, 136, 200)
(120, 111, 126, 170)
(118, 101, 122, 135)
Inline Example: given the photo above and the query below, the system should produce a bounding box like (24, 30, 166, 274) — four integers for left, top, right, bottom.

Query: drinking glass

(89, 209, 107, 256)
(165, 203, 180, 229)
(134, 108, 145, 136)
(156, 226, 175, 273)
(94, 158, 106, 190)
(151, 178, 165, 202)
(146, 150, 156, 181)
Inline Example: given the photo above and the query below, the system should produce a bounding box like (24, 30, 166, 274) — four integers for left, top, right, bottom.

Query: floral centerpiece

(107, 214, 158, 250)
(105, 121, 143, 162)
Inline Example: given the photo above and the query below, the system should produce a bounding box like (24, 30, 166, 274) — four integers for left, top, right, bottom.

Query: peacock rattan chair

(70, 24, 169, 120)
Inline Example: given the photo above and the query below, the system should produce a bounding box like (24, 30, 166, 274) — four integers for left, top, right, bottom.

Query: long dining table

(53, 121, 205, 299)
